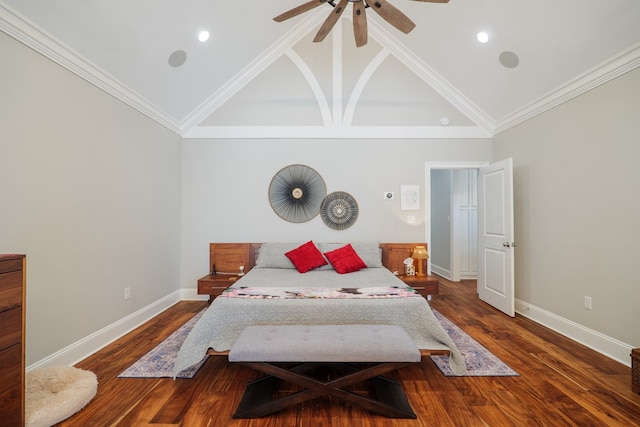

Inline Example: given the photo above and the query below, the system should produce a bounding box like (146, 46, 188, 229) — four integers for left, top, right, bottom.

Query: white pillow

(254, 242, 302, 269)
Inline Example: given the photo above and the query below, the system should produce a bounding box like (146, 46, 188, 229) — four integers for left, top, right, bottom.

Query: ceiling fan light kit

(274, 0, 450, 47)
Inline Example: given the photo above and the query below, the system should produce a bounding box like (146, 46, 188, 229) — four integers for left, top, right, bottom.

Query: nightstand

(398, 275, 439, 300)
(197, 274, 241, 301)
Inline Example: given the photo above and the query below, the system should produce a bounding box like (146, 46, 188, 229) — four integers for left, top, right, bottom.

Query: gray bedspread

(173, 268, 466, 376)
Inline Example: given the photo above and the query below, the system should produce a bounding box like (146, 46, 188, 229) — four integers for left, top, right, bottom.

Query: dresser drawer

(0, 385, 22, 427)
(0, 344, 21, 396)
(0, 271, 23, 312)
(0, 255, 24, 425)
(0, 307, 21, 351)
(0, 258, 22, 274)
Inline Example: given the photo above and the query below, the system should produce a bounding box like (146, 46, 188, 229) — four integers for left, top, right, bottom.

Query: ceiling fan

(274, 0, 450, 47)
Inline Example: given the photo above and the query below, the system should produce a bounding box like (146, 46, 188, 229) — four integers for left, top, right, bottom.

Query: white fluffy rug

(25, 366, 98, 427)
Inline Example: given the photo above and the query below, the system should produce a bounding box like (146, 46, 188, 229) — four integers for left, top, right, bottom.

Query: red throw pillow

(323, 243, 367, 274)
(285, 241, 328, 273)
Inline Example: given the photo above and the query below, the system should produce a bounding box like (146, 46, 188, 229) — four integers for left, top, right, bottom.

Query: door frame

(424, 161, 489, 276)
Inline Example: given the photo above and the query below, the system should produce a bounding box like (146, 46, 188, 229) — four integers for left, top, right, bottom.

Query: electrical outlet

(124, 287, 131, 300)
(584, 296, 592, 310)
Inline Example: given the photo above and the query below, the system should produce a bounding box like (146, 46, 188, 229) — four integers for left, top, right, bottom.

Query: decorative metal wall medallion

(320, 191, 359, 230)
(268, 164, 326, 223)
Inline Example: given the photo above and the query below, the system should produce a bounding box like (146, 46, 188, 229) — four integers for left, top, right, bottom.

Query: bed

(173, 241, 466, 376)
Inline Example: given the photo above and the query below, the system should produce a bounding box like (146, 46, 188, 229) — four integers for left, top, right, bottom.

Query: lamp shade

(412, 246, 428, 260)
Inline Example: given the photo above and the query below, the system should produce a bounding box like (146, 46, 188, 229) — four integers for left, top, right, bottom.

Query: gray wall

(0, 32, 182, 365)
(180, 139, 493, 289)
(494, 67, 640, 347)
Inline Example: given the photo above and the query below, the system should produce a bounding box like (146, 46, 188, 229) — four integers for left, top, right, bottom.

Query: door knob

(503, 242, 511, 248)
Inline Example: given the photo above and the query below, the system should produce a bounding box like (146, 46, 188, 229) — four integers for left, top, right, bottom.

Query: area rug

(430, 310, 519, 376)
(118, 310, 208, 378)
(118, 308, 518, 378)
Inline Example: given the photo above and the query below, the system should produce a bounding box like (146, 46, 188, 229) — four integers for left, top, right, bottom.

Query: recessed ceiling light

(476, 32, 489, 44)
(198, 30, 210, 43)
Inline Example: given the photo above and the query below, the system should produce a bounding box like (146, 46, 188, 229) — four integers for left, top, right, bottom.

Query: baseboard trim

(180, 287, 210, 301)
(29, 290, 632, 372)
(515, 299, 633, 367)
(431, 265, 451, 280)
(27, 291, 182, 372)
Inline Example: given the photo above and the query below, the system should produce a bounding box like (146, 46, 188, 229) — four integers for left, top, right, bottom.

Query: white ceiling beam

(182, 125, 492, 139)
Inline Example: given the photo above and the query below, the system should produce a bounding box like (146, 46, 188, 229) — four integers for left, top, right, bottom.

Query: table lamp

(411, 246, 429, 277)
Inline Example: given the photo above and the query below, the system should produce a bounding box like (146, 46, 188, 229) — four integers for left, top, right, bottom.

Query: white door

(478, 158, 515, 316)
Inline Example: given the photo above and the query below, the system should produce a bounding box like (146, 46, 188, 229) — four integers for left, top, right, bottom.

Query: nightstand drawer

(411, 282, 439, 297)
(197, 274, 239, 298)
(398, 275, 439, 298)
(208, 286, 230, 297)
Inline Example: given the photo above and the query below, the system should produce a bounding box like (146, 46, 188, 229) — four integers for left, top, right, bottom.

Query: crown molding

(495, 43, 640, 134)
(4, 2, 636, 139)
(0, 4, 182, 135)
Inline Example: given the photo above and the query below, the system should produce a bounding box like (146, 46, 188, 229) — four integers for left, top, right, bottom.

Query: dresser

(0, 254, 26, 426)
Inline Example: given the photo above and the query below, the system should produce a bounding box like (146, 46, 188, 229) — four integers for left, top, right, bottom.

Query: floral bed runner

(220, 286, 421, 299)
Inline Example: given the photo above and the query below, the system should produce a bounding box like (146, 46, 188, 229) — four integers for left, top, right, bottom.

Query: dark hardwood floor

(63, 277, 640, 426)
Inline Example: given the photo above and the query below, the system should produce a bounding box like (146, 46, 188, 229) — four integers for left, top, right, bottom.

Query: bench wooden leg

(232, 362, 416, 419)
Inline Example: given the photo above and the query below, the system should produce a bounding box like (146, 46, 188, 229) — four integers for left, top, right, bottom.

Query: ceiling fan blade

(364, 0, 416, 34)
(313, 0, 350, 43)
(274, 0, 329, 22)
(352, 1, 368, 47)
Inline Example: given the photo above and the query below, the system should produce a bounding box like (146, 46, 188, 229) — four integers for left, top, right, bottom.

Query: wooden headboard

(208, 242, 427, 275)
(378, 243, 428, 274)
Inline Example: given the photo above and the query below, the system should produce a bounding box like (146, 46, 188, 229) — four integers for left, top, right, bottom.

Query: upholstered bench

(228, 324, 421, 419)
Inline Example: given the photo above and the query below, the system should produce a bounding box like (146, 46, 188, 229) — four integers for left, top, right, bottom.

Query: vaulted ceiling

(1, 0, 639, 137)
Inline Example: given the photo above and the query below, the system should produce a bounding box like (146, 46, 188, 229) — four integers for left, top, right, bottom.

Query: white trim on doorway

(424, 161, 489, 276)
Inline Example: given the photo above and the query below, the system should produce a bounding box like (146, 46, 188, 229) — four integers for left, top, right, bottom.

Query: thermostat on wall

(384, 192, 394, 200)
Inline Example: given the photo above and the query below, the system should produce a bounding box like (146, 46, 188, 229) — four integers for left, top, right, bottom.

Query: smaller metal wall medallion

(320, 191, 358, 230)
